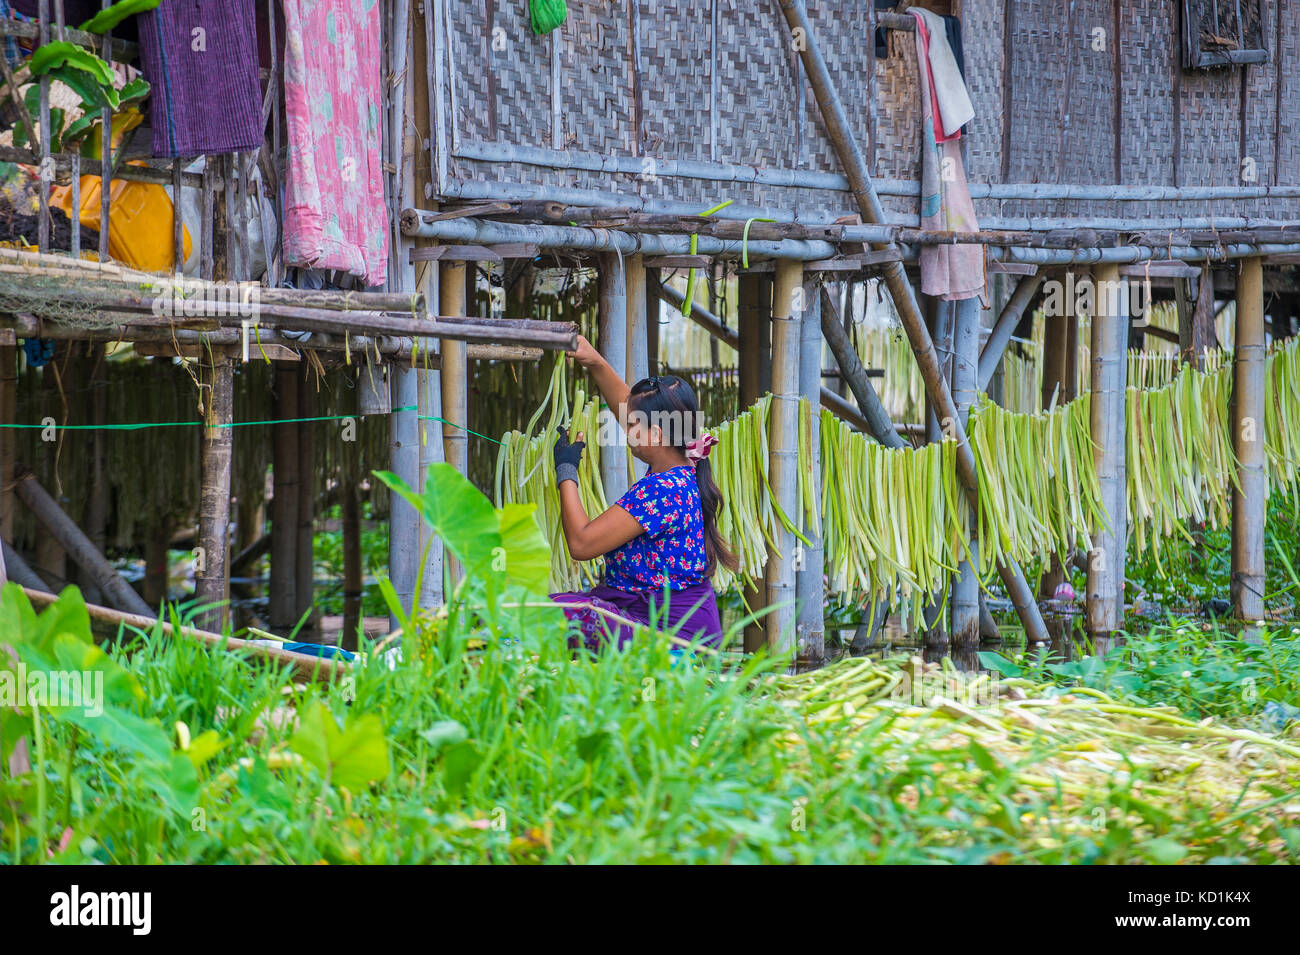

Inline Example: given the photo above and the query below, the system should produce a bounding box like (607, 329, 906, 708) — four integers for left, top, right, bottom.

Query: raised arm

(568, 335, 632, 429)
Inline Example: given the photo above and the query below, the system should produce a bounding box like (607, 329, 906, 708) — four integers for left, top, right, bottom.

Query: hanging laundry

(281, 0, 387, 288)
(912, 8, 973, 143)
(912, 11, 981, 302)
(135, 0, 262, 157)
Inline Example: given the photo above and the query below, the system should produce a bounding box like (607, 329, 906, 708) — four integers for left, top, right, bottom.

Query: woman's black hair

(627, 375, 739, 575)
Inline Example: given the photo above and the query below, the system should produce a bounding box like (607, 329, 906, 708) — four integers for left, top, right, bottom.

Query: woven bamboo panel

(873, 25, 920, 184)
(999, 2, 1067, 222)
(1241, 0, 1279, 218)
(1119, 0, 1176, 219)
(557, 1, 635, 156)
(961, 0, 1004, 187)
(1056, 0, 1116, 220)
(1277, 0, 1300, 209)
(712, 0, 800, 215)
(803, 0, 873, 192)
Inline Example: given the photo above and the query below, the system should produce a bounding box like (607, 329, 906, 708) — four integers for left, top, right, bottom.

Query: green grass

(3, 465, 1297, 864)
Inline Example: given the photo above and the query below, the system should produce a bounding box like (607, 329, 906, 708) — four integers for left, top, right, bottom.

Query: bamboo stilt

(341, 477, 362, 653)
(738, 271, 770, 653)
(270, 364, 299, 629)
(950, 296, 980, 647)
(1086, 264, 1128, 636)
(440, 260, 468, 585)
(625, 254, 649, 480)
(196, 356, 234, 633)
(645, 266, 661, 374)
(295, 367, 317, 637)
(795, 275, 824, 665)
(767, 259, 802, 656)
(1, 540, 47, 592)
(0, 343, 14, 547)
(389, 364, 421, 620)
(598, 252, 629, 503)
(1231, 256, 1266, 624)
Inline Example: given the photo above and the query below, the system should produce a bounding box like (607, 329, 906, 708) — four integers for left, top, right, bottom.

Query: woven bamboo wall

(439, 0, 1300, 225)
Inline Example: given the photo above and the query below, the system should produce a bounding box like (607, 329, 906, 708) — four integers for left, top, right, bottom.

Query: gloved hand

(553, 430, 585, 487)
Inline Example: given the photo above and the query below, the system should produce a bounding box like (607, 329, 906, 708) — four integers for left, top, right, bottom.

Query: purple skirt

(550, 581, 723, 654)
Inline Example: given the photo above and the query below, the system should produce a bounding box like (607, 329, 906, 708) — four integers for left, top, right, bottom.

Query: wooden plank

(409, 244, 503, 263)
(987, 261, 1038, 275)
(642, 255, 713, 269)
(1118, 261, 1202, 279)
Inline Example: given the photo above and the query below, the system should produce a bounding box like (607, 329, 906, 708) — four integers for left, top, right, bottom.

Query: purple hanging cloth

(136, 0, 263, 157)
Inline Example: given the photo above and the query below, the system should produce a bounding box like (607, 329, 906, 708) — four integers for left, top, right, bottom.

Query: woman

(550, 335, 738, 653)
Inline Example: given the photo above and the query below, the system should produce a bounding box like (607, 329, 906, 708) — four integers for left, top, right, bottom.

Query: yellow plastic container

(51, 172, 191, 273)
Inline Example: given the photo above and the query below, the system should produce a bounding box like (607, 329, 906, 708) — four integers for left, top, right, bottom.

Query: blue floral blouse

(604, 465, 709, 592)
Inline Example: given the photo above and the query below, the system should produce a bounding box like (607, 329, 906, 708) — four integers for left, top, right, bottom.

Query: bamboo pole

(645, 266, 661, 373)
(738, 271, 769, 652)
(19, 586, 346, 682)
(950, 296, 981, 647)
(776, 0, 1050, 643)
(1, 540, 48, 592)
(295, 368, 317, 637)
(598, 252, 629, 503)
(12, 469, 152, 617)
(341, 477, 362, 653)
(796, 275, 824, 665)
(1085, 264, 1128, 637)
(1231, 256, 1266, 624)
(196, 355, 234, 633)
(0, 343, 14, 547)
(625, 254, 649, 481)
(976, 272, 1045, 391)
(270, 364, 299, 629)
(818, 286, 906, 448)
(650, 275, 740, 348)
(766, 259, 802, 656)
(440, 260, 468, 585)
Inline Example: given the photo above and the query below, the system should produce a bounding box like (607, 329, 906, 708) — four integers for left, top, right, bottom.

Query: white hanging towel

(913, 9, 975, 138)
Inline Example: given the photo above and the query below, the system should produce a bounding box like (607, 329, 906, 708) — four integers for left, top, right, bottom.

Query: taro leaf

(80, 0, 162, 34)
(117, 77, 150, 109)
(441, 739, 483, 796)
(977, 650, 1021, 678)
(375, 464, 500, 577)
(27, 42, 116, 89)
(290, 701, 391, 791)
(46, 64, 118, 110)
(495, 502, 550, 595)
(59, 113, 100, 150)
(420, 720, 468, 753)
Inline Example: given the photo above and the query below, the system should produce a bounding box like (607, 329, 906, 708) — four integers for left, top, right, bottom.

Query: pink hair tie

(685, 433, 717, 464)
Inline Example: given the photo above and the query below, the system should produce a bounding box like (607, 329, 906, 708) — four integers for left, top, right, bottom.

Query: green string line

(0, 405, 504, 444)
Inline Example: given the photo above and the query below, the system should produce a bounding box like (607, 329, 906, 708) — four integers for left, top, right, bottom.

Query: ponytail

(627, 375, 738, 576)
(693, 457, 739, 576)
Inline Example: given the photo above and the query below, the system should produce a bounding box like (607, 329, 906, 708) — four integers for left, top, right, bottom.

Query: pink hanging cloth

(282, 0, 388, 287)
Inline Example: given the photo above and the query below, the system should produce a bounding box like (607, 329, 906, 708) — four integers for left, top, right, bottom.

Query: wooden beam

(977, 272, 1044, 392)
(950, 297, 980, 647)
(818, 285, 905, 448)
(1231, 257, 1266, 623)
